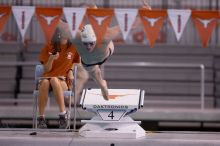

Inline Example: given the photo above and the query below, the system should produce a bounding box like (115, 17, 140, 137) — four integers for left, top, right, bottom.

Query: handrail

(104, 62, 205, 110)
(0, 61, 205, 109)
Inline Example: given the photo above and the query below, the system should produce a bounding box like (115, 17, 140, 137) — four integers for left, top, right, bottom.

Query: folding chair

(32, 64, 76, 130)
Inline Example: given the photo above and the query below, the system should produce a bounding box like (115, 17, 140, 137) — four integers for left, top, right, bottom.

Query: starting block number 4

(97, 109, 126, 121)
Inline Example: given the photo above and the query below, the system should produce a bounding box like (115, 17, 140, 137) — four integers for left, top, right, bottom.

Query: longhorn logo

(91, 93, 136, 99)
(40, 14, 58, 25)
(144, 16, 161, 27)
(92, 15, 109, 25)
(196, 18, 215, 28)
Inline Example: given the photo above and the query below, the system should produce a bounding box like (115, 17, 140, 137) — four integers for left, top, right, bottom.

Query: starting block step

(79, 116, 145, 139)
(79, 89, 146, 138)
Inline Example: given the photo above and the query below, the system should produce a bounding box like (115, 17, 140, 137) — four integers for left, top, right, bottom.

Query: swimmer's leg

(85, 65, 109, 100)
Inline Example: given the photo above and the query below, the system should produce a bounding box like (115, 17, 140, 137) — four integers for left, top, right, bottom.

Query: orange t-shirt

(39, 43, 80, 77)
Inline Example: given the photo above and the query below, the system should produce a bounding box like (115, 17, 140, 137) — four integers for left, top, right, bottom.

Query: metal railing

(104, 62, 205, 109)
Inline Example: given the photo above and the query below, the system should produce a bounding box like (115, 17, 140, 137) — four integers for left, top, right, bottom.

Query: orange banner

(87, 8, 114, 44)
(35, 7, 62, 42)
(192, 10, 219, 47)
(139, 9, 167, 48)
(0, 6, 11, 32)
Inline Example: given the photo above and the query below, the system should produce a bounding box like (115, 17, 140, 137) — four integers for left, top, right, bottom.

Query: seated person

(37, 21, 80, 129)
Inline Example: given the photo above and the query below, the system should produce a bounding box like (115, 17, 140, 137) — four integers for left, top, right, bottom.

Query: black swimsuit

(81, 48, 112, 67)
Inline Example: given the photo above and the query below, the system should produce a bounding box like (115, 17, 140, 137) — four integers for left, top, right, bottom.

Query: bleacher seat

(0, 42, 20, 54)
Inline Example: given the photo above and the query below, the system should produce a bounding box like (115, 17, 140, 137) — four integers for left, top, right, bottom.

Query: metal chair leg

(73, 65, 78, 131)
(32, 92, 38, 131)
(35, 94, 38, 130)
(68, 92, 72, 130)
(32, 94, 36, 129)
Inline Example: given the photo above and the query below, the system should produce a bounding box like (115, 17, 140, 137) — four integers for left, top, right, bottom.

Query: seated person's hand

(49, 52, 59, 60)
(67, 70, 74, 90)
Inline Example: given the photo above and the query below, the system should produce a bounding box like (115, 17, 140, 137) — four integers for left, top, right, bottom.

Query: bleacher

(0, 43, 218, 105)
(3, 42, 214, 109)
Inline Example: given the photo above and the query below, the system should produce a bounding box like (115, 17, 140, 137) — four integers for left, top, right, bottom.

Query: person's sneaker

(59, 111, 69, 129)
(37, 116, 47, 129)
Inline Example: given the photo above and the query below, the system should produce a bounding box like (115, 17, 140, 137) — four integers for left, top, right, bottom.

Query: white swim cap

(81, 24, 97, 42)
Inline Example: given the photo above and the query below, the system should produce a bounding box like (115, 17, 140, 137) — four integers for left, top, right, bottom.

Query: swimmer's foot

(101, 80, 109, 100)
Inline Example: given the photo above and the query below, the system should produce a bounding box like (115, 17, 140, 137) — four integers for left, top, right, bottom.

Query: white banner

(168, 9, 191, 41)
(63, 7, 86, 38)
(12, 6, 35, 42)
(115, 8, 137, 40)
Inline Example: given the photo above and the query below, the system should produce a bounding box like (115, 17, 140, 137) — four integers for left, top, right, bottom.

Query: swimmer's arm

(142, 0, 152, 10)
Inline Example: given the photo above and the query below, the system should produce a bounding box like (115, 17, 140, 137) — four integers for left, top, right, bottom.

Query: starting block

(79, 88, 146, 139)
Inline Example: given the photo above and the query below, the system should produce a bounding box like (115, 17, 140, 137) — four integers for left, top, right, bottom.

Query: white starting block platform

(79, 89, 146, 139)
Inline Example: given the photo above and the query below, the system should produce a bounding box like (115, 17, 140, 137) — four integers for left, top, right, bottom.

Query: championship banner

(87, 8, 114, 44)
(139, 9, 167, 48)
(168, 9, 191, 42)
(35, 7, 62, 42)
(0, 6, 11, 32)
(63, 7, 86, 38)
(192, 10, 219, 47)
(114, 8, 137, 40)
(12, 6, 35, 42)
